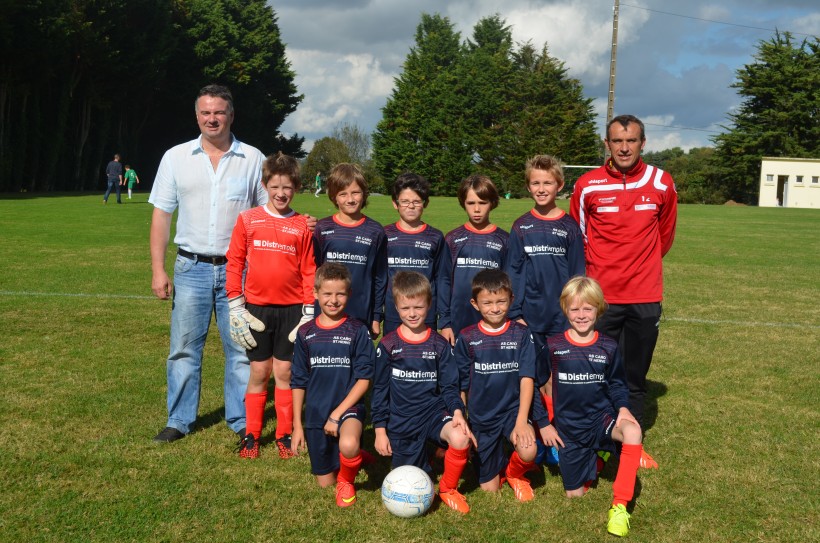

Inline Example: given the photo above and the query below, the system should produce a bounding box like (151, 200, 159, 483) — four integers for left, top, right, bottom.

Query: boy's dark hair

(457, 175, 500, 210)
(471, 269, 513, 300)
(327, 163, 369, 208)
(392, 172, 430, 204)
(525, 154, 565, 185)
(392, 271, 432, 304)
(124, 165, 131, 169)
(262, 152, 301, 189)
(195, 84, 234, 113)
(314, 262, 352, 291)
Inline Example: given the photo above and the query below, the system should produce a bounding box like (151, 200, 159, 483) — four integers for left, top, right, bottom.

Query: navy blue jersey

(291, 316, 375, 429)
(383, 222, 451, 328)
(371, 328, 464, 438)
(444, 224, 509, 335)
(504, 210, 585, 334)
(313, 215, 388, 324)
(546, 331, 629, 440)
(454, 321, 548, 430)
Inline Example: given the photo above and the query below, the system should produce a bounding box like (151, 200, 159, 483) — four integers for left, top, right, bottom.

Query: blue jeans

(104, 178, 121, 203)
(165, 255, 249, 434)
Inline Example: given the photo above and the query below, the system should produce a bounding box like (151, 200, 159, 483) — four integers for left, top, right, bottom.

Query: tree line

(0, 0, 303, 193)
(3, 3, 816, 205)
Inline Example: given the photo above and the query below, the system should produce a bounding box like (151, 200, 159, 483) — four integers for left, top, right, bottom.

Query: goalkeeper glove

(228, 295, 265, 350)
(288, 304, 314, 343)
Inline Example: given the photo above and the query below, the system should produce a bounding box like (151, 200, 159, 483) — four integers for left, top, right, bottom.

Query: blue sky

(272, 0, 820, 153)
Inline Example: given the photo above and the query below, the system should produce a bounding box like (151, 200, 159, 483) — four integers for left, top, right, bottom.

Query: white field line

(0, 290, 156, 301)
(1, 290, 816, 329)
(664, 316, 819, 330)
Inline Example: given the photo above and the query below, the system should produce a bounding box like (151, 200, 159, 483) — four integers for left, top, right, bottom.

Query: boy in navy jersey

(291, 263, 375, 508)
(313, 163, 387, 338)
(444, 176, 508, 342)
(372, 271, 475, 514)
(454, 269, 550, 502)
(383, 173, 451, 342)
(542, 276, 644, 537)
(504, 155, 585, 463)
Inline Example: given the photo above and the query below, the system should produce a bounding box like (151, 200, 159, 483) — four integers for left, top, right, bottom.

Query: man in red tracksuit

(570, 114, 677, 469)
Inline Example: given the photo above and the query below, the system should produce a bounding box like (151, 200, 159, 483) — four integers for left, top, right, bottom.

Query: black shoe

(153, 427, 185, 443)
(236, 427, 246, 440)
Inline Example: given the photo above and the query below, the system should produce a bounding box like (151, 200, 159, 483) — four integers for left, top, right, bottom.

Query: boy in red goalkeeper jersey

(225, 152, 316, 459)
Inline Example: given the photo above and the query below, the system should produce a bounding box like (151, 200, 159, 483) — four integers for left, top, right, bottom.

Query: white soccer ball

(381, 465, 434, 518)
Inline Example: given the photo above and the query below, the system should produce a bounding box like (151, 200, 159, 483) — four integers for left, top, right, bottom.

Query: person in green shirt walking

(124, 165, 140, 200)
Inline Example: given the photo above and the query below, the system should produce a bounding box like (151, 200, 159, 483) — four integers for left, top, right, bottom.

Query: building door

(777, 175, 789, 206)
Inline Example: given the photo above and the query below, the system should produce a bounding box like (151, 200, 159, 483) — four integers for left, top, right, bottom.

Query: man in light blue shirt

(149, 84, 267, 443)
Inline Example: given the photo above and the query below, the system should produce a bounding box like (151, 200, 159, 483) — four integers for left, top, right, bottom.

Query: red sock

(440, 446, 469, 492)
(274, 387, 293, 438)
(338, 452, 362, 484)
(612, 444, 642, 506)
(505, 451, 536, 480)
(244, 391, 267, 440)
(542, 392, 555, 421)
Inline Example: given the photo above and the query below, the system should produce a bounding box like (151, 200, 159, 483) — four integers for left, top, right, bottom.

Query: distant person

(542, 276, 645, 537)
(570, 114, 677, 469)
(148, 84, 266, 444)
(124, 165, 140, 200)
(315, 171, 322, 197)
(103, 153, 123, 204)
(226, 152, 316, 459)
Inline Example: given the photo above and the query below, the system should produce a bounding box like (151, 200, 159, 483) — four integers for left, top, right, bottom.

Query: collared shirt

(149, 134, 267, 256)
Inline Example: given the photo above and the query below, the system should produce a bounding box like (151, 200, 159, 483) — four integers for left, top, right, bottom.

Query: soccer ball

(381, 465, 434, 518)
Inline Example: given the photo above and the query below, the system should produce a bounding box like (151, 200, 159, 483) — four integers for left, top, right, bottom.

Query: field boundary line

(0, 290, 156, 301)
(665, 316, 819, 330)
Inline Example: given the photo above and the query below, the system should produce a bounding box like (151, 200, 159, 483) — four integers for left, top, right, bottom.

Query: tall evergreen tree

(710, 32, 820, 203)
(373, 13, 599, 196)
(372, 13, 470, 195)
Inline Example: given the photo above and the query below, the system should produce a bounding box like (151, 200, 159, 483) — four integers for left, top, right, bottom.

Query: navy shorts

(245, 303, 302, 362)
(557, 411, 618, 491)
(306, 405, 366, 476)
(472, 410, 525, 484)
(389, 409, 452, 474)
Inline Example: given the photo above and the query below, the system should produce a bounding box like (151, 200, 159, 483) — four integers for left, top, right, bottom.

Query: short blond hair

(525, 154, 565, 185)
(391, 271, 432, 304)
(314, 262, 351, 291)
(559, 276, 607, 317)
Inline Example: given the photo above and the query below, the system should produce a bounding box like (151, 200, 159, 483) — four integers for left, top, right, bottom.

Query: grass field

(0, 192, 818, 542)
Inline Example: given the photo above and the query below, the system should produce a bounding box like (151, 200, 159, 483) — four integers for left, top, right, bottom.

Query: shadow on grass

(642, 379, 668, 432)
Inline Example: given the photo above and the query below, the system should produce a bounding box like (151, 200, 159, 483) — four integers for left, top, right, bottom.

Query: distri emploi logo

(253, 239, 296, 253)
(327, 251, 368, 264)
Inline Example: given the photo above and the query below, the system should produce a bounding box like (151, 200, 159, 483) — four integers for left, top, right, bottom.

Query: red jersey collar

(564, 329, 599, 347)
(605, 156, 647, 179)
(464, 223, 497, 234)
(478, 320, 511, 336)
(333, 214, 365, 227)
(397, 326, 432, 344)
(316, 316, 348, 330)
(395, 221, 427, 234)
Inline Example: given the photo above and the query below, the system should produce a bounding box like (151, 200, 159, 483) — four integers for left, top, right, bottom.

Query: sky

(272, 0, 820, 154)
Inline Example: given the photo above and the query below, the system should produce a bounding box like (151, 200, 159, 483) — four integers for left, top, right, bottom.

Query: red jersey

(225, 206, 316, 306)
(570, 158, 677, 304)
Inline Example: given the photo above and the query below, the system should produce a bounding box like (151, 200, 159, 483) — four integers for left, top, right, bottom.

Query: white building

(758, 157, 820, 208)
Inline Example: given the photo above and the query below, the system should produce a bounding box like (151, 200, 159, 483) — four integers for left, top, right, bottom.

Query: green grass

(0, 192, 818, 542)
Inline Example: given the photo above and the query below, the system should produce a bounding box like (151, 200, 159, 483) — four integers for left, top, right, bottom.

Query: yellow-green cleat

(607, 504, 631, 537)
